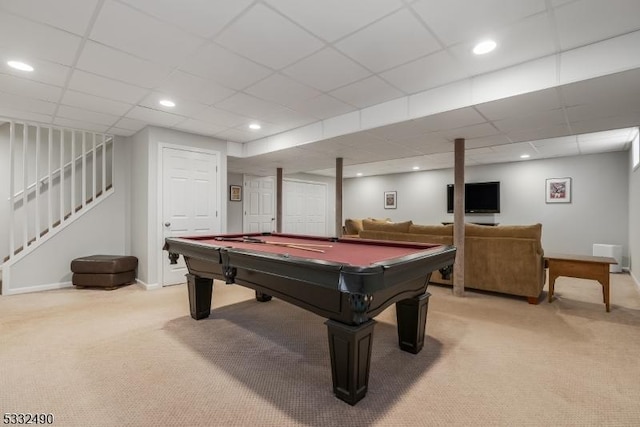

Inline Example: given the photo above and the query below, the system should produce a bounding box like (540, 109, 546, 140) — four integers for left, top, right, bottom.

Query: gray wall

(629, 147, 640, 285)
(344, 151, 630, 267)
(227, 172, 243, 233)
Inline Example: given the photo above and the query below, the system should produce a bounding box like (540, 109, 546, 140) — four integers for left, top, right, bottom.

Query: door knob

(164, 222, 171, 227)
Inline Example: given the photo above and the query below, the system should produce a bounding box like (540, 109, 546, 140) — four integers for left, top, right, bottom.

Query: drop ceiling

(1, 0, 639, 177)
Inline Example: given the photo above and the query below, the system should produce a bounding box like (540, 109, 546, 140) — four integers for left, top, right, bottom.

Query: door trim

(157, 142, 221, 287)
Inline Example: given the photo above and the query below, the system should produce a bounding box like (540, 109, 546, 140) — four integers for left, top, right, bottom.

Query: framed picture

(230, 185, 242, 202)
(545, 178, 572, 203)
(384, 191, 397, 209)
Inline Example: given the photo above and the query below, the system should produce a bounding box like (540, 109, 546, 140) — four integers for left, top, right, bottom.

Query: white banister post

(60, 129, 65, 224)
(9, 121, 15, 258)
(82, 132, 86, 209)
(35, 125, 40, 243)
(71, 131, 76, 216)
(92, 133, 96, 201)
(48, 126, 53, 232)
(22, 123, 28, 249)
(102, 134, 106, 194)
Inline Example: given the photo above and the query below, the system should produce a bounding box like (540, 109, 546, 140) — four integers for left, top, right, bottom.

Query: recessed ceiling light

(356, 172, 363, 177)
(412, 166, 420, 170)
(249, 123, 261, 130)
(473, 40, 497, 55)
(520, 154, 531, 159)
(159, 99, 175, 107)
(7, 60, 34, 72)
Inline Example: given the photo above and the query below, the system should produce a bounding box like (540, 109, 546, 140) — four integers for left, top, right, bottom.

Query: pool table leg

(255, 291, 272, 302)
(186, 274, 213, 320)
(325, 319, 376, 405)
(396, 292, 431, 354)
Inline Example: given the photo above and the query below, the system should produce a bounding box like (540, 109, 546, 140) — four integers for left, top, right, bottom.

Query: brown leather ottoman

(71, 255, 138, 290)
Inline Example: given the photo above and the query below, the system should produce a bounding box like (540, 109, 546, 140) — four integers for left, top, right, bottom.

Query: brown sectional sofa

(350, 219, 545, 304)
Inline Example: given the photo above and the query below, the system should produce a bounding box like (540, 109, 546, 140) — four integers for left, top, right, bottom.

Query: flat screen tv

(447, 181, 500, 213)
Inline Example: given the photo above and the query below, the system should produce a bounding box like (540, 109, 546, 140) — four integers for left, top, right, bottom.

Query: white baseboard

(629, 269, 640, 291)
(4, 281, 73, 296)
(136, 279, 161, 291)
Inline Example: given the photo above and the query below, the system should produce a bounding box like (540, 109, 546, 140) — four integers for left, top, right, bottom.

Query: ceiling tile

(0, 48, 70, 86)
(0, 0, 98, 35)
(172, 118, 227, 137)
(179, 43, 272, 90)
(53, 117, 109, 133)
(0, 91, 57, 116)
(0, 74, 62, 102)
(157, 71, 236, 106)
(336, 9, 441, 72)
(90, 0, 204, 66)
(448, 13, 556, 76)
(139, 92, 208, 117)
(475, 88, 562, 120)
(0, 12, 82, 65)
(125, 106, 185, 127)
(245, 73, 321, 109)
(108, 127, 137, 137)
(413, 107, 487, 132)
(193, 106, 251, 128)
(0, 106, 52, 124)
(61, 90, 133, 116)
(215, 3, 323, 69)
(330, 76, 404, 109)
(67, 70, 148, 104)
(259, 108, 317, 131)
(215, 127, 259, 143)
(412, 0, 547, 46)
(215, 92, 287, 120)
(76, 41, 172, 88)
(264, 0, 403, 42)
(380, 50, 469, 94)
(493, 109, 567, 133)
(553, 0, 640, 50)
(119, 0, 253, 39)
(112, 117, 147, 132)
(57, 105, 120, 127)
(282, 48, 371, 92)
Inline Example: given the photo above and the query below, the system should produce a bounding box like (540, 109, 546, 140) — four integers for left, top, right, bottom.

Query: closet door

(283, 179, 327, 236)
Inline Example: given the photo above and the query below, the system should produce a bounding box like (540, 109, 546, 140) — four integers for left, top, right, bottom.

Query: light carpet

(1, 273, 639, 426)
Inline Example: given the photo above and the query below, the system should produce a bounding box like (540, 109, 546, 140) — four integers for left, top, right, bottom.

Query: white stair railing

(3, 119, 114, 263)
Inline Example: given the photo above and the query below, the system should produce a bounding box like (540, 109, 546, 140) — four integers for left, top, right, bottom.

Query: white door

(243, 176, 275, 233)
(283, 179, 328, 235)
(162, 146, 219, 285)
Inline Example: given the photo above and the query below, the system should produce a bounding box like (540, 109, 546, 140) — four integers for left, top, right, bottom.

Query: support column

(276, 167, 283, 233)
(453, 138, 465, 297)
(335, 157, 343, 237)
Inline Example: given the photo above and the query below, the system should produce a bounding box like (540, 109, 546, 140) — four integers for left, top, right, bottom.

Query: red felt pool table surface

(187, 233, 441, 266)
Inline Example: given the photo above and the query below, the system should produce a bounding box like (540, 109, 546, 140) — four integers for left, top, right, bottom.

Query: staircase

(1, 119, 114, 293)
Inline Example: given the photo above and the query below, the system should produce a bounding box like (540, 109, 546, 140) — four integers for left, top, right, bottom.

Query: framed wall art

(230, 185, 242, 202)
(545, 178, 571, 203)
(384, 191, 397, 209)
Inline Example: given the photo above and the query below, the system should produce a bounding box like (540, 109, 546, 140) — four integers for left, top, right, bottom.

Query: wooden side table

(545, 253, 618, 312)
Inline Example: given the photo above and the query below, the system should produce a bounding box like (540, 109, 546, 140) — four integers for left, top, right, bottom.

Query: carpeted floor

(1, 272, 639, 426)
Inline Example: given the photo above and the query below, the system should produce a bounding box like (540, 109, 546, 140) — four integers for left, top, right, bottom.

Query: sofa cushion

(465, 223, 542, 239)
(344, 219, 364, 235)
(408, 224, 454, 236)
(362, 219, 412, 233)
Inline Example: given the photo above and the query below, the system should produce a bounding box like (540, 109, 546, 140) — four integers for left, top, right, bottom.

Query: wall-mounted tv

(447, 181, 500, 213)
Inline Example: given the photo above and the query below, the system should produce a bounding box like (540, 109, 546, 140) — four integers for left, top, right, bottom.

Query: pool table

(164, 232, 456, 405)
